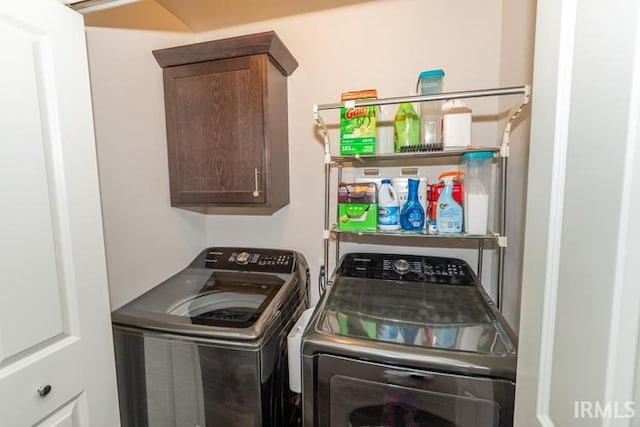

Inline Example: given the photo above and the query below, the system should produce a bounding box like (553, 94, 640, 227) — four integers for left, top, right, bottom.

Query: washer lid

(316, 276, 515, 356)
(112, 268, 287, 339)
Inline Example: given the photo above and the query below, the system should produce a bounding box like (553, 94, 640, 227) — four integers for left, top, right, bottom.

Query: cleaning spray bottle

(436, 171, 463, 233)
(400, 178, 425, 231)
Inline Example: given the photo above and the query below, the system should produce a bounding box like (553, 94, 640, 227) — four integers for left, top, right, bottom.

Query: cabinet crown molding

(152, 30, 298, 76)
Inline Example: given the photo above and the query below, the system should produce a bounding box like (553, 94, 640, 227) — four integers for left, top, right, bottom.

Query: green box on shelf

(337, 182, 377, 231)
(340, 89, 377, 155)
(338, 203, 377, 231)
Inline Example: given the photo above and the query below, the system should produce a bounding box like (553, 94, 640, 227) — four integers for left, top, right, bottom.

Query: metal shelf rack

(313, 85, 530, 310)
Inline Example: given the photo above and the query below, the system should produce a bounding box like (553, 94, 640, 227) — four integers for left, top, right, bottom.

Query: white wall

(196, 0, 510, 304)
(86, 0, 535, 316)
(498, 0, 536, 328)
(87, 29, 206, 309)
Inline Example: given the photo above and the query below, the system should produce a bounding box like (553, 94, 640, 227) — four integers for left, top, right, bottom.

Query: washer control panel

(201, 247, 295, 274)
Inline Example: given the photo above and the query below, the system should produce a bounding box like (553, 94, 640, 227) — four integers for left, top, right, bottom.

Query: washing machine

(112, 247, 309, 427)
(301, 252, 517, 427)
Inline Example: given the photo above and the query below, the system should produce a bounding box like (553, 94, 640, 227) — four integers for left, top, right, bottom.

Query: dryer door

(314, 354, 515, 427)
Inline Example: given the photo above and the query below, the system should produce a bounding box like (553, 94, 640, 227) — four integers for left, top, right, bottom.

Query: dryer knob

(393, 259, 411, 275)
(236, 252, 251, 265)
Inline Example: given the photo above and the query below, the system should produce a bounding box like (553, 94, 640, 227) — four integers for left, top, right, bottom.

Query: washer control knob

(235, 252, 251, 265)
(393, 259, 411, 275)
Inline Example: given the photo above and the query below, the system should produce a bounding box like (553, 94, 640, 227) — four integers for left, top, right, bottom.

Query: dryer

(301, 252, 517, 427)
(112, 247, 309, 427)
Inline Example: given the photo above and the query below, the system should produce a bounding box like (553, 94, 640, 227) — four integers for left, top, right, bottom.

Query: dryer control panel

(199, 247, 295, 274)
(336, 253, 476, 285)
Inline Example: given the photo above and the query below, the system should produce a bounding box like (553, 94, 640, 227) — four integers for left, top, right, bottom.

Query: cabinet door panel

(35, 395, 88, 427)
(0, 20, 65, 361)
(165, 55, 266, 205)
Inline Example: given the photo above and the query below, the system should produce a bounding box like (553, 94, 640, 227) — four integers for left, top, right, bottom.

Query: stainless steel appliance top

(302, 253, 517, 380)
(112, 247, 302, 340)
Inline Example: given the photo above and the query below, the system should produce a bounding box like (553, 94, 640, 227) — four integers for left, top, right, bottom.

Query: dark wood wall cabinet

(153, 31, 298, 214)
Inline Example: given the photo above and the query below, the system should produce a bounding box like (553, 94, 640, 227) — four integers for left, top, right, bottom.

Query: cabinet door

(164, 55, 267, 205)
(0, 1, 119, 425)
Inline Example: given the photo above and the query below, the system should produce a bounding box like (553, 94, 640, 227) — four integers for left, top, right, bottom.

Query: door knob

(37, 384, 52, 397)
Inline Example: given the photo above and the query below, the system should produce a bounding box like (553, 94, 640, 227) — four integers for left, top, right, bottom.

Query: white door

(0, 1, 120, 426)
(515, 0, 640, 425)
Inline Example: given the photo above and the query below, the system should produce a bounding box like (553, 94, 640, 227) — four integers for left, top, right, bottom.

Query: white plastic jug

(442, 99, 472, 148)
(377, 179, 401, 230)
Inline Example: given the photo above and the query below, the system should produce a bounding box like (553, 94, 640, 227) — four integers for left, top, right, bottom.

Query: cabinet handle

(37, 384, 52, 397)
(253, 168, 261, 197)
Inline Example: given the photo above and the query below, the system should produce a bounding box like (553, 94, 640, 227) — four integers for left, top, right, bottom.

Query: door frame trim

(534, 0, 577, 424)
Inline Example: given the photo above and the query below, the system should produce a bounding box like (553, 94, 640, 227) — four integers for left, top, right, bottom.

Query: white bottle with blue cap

(377, 179, 401, 231)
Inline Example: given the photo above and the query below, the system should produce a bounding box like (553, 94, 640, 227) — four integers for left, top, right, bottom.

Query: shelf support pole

(335, 165, 343, 268)
(315, 105, 332, 291)
(324, 161, 331, 290)
(497, 155, 508, 310)
(496, 86, 530, 310)
(477, 239, 484, 283)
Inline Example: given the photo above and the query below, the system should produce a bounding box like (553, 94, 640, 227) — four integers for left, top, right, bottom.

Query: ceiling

(82, 0, 378, 32)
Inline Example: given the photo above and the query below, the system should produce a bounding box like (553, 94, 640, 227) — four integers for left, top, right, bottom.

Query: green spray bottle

(393, 103, 419, 152)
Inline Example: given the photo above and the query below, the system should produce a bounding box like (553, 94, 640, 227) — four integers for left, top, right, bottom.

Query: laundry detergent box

(337, 182, 377, 231)
(340, 89, 377, 155)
